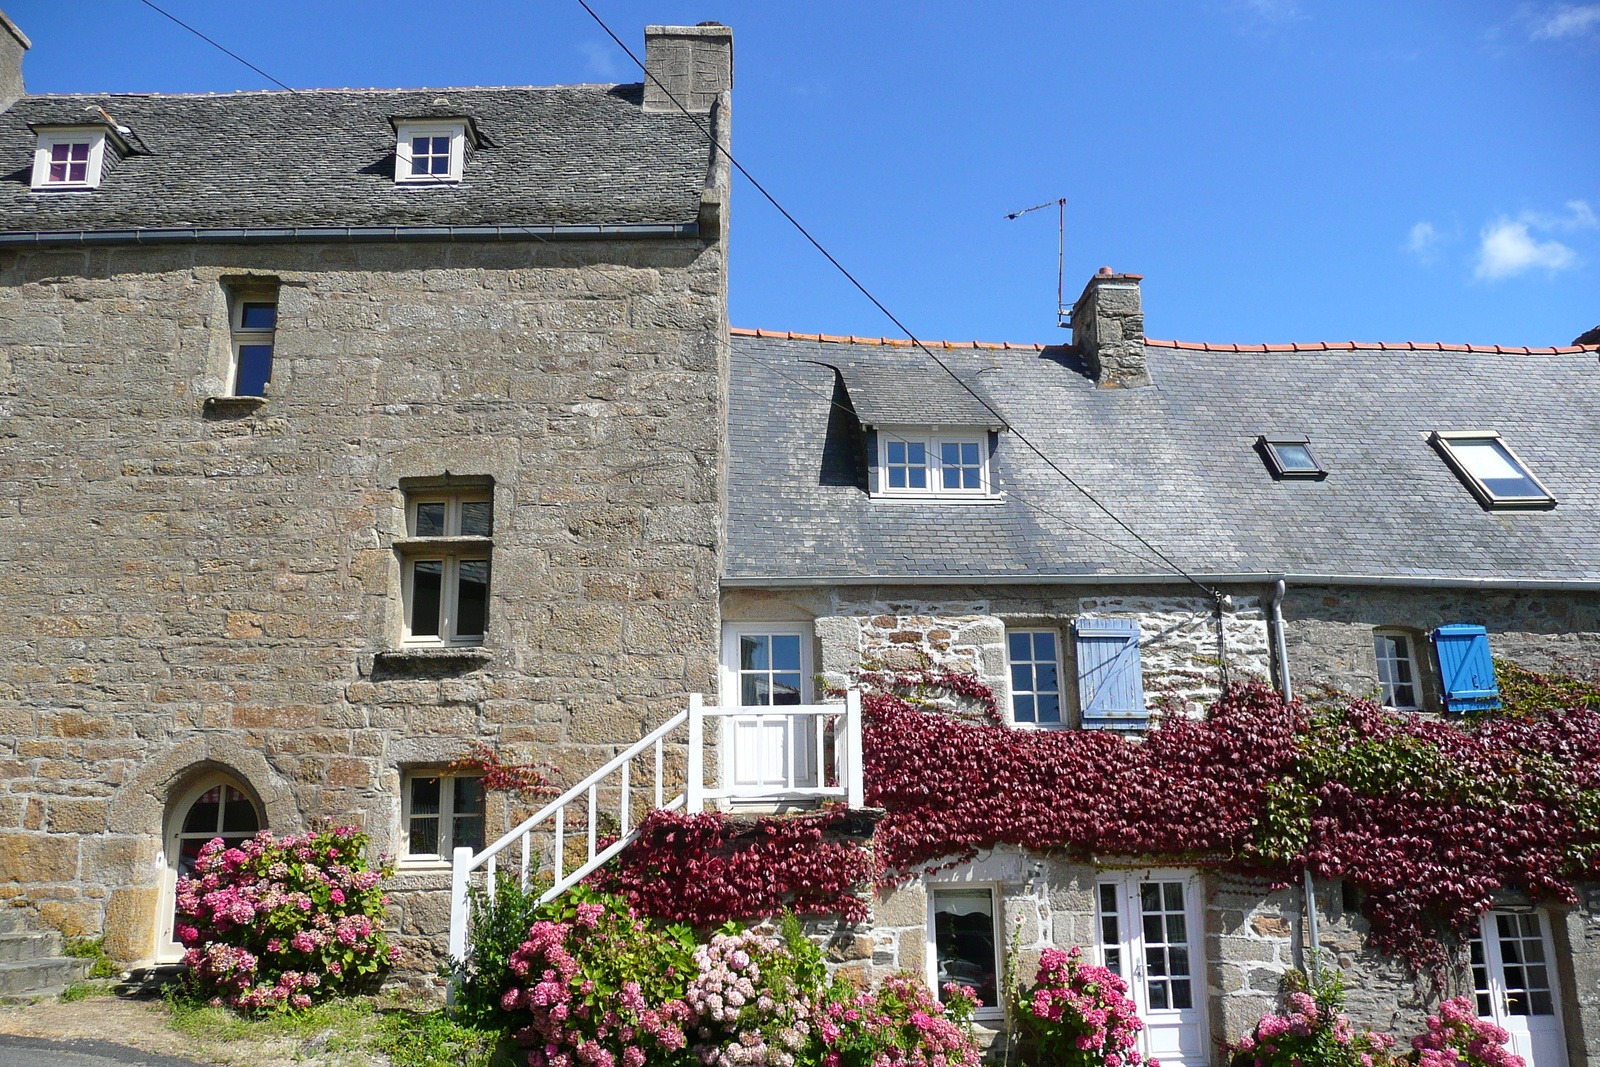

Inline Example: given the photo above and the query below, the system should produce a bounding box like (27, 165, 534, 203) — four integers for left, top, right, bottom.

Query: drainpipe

(1272, 579, 1321, 967)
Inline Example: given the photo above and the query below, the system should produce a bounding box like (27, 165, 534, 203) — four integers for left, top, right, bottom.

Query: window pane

(889, 467, 907, 488)
(410, 776, 441, 814)
(411, 561, 443, 637)
(1008, 633, 1031, 659)
(771, 673, 803, 705)
(907, 443, 925, 466)
(240, 303, 277, 330)
(771, 634, 801, 671)
(221, 787, 259, 833)
(70, 143, 89, 161)
(888, 442, 906, 465)
(460, 500, 493, 536)
(235, 345, 273, 397)
(452, 777, 486, 853)
(182, 786, 223, 834)
(908, 465, 926, 489)
(412, 137, 430, 155)
(408, 816, 439, 856)
(741, 635, 769, 671)
(413, 503, 446, 537)
(932, 888, 997, 1008)
(1036, 659, 1058, 693)
(431, 137, 450, 155)
(430, 155, 450, 175)
(1272, 443, 1317, 470)
(742, 675, 769, 705)
(943, 464, 961, 490)
(51, 143, 70, 161)
(456, 559, 490, 637)
(1036, 693, 1061, 724)
(1451, 440, 1543, 498)
(1013, 694, 1035, 723)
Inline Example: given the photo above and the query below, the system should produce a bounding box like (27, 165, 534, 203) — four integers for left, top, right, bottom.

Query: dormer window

(393, 121, 467, 185)
(872, 426, 995, 499)
(31, 128, 109, 190)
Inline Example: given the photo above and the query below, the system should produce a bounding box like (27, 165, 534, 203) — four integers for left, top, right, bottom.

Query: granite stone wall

(0, 234, 728, 970)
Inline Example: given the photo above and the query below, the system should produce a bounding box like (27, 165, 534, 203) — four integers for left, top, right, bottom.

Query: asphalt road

(0, 1035, 208, 1067)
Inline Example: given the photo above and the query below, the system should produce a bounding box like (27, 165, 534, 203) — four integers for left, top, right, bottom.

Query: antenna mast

(1005, 197, 1070, 328)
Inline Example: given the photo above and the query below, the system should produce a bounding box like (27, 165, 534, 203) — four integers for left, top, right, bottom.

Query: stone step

(0, 910, 25, 935)
(0, 955, 90, 998)
(0, 931, 63, 963)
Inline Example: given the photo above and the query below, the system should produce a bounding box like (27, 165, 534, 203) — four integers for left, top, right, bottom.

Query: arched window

(155, 774, 262, 961)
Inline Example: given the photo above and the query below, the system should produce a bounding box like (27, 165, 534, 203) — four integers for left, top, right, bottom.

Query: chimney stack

(1071, 267, 1149, 388)
(0, 9, 29, 111)
(643, 23, 733, 113)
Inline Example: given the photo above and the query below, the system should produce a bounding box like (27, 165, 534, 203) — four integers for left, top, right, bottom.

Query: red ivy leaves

(597, 669, 1600, 977)
(449, 743, 560, 799)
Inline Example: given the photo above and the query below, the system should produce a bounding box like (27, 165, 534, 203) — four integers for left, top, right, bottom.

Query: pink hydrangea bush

(174, 825, 398, 1012)
(1410, 997, 1525, 1067)
(1010, 947, 1151, 1067)
(1229, 971, 1397, 1067)
(686, 927, 825, 1067)
(499, 890, 697, 1067)
(824, 973, 981, 1067)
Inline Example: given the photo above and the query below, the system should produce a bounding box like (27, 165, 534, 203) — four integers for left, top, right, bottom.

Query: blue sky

(7, 1, 1597, 347)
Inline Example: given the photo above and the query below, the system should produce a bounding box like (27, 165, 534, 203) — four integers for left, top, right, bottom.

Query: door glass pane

(771, 635, 801, 672)
(932, 888, 997, 1009)
(410, 561, 443, 636)
(742, 675, 770, 706)
(1470, 930, 1494, 1017)
(740, 635, 769, 671)
(1098, 883, 1122, 975)
(771, 673, 802, 705)
(182, 786, 222, 834)
(220, 786, 259, 833)
(456, 559, 490, 637)
(1493, 911, 1555, 1016)
(1138, 880, 1194, 1011)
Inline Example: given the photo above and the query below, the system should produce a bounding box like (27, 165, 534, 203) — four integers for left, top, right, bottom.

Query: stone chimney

(1575, 324, 1600, 347)
(0, 8, 29, 111)
(1071, 267, 1149, 388)
(643, 23, 733, 113)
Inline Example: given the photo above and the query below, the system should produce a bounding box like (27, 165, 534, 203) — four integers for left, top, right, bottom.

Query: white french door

(1097, 871, 1210, 1067)
(1470, 911, 1568, 1067)
(719, 625, 817, 793)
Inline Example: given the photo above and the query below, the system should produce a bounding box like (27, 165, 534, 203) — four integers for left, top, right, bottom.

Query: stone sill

(203, 395, 268, 417)
(392, 536, 494, 554)
(374, 646, 493, 669)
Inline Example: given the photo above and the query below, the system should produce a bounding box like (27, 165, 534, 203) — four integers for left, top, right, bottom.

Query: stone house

(722, 269, 1600, 1067)
(0, 6, 733, 983)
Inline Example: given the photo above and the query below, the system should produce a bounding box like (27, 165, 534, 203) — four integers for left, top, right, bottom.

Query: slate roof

(727, 330, 1600, 585)
(0, 85, 708, 232)
(835, 362, 1004, 428)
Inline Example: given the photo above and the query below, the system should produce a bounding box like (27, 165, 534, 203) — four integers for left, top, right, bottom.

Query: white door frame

(154, 774, 263, 963)
(1096, 868, 1211, 1067)
(718, 623, 815, 793)
(1472, 910, 1568, 1067)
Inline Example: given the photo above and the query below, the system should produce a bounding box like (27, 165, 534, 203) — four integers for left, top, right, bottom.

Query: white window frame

(718, 623, 814, 708)
(1373, 629, 1422, 711)
(1095, 869, 1211, 1067)
(227, 286, 278, 397)
(872, 425, 995, 499)
(31, 128, 109, 190)
(400, 490, 493, 646)
(1430, 431, 1556, 509)
(400, 770, 486, 866)
(1006, 627, 1067, 728)
(394, 122, 467, 185)
(925, 882, 1005, 1022)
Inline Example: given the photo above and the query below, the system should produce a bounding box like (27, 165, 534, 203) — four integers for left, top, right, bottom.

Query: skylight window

(1256, 435, 1325, 480)
(1430, 431, 1555, 509)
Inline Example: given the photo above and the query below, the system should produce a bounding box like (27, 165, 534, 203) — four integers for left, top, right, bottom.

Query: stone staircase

(0, 909, 89, 999)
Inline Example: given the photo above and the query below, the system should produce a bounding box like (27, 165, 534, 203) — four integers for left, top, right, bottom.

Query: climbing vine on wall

(598, 661, 1600, 976)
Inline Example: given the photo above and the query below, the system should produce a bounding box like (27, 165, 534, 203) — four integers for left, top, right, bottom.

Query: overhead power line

(134, 0, 296, 92)
(575, 0, 1221, 602)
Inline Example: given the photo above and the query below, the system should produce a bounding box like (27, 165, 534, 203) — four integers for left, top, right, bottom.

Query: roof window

(871, 426, 996, 499)
(1256, 435, 1325, 480)
(393, 120, 468, 185)
(30, 127, 110, 190)
(1430, 431, 1555, 509)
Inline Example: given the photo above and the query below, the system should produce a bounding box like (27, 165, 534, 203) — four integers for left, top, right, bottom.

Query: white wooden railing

(448, 691, 863, 963)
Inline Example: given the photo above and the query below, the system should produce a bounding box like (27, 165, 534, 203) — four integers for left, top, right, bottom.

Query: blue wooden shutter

(1074, 618, 1147, 730)
(1431, 624, 1501, 713)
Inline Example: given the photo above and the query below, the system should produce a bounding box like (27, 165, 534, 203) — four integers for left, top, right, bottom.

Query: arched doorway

(154, 774, 263, 961)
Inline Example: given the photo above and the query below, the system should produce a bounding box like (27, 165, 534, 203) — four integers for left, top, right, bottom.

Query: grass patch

(63, 936, 120, 979)
(58, 980, 102, 1002)
(159, 988, 506, 1067)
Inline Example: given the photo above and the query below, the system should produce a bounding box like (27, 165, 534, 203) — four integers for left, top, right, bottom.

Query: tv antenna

(1005, 197, 1070, 328)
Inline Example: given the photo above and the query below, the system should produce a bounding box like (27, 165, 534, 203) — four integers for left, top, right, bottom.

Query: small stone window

(1373, 630, 1420, 710)
(393, 121, 468, 185)
(402, 771, 485, 862)
(927, 886, 1001, 1016)
(31, 128, 110, 190)
(228, 284, 279, 398)
(398, 486, 493, 646)
(1007, 629, 1064, 726)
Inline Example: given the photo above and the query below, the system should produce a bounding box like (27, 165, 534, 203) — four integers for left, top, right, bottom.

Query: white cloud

(1475, 220, 1579, 279)
(1405, 221, 1440, 261)
(576, 40, 625, 81)
(1527, 3, 1600, 38)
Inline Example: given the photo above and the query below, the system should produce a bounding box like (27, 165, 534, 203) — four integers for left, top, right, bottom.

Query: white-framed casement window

(399, 490, 492, 645)
(926, 884, 1003, 1020)
(31, 128, 110, 190)
(1470, 911, 1568, 1067)
(394, 122, 467, 185)
(1373, 630, 1421, 710)
(719, 624, 817, 794)
(228, 286, 278, 398)
(873, 426, 994, 498)
(1430, 431, 1556, 509)
(402, 772, 486, 863)
(1096, 870, 1210, 1067)
(1007, 628, 1065, 726)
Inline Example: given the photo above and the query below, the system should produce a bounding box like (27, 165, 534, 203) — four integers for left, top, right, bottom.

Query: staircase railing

(448, 691, 862, 964)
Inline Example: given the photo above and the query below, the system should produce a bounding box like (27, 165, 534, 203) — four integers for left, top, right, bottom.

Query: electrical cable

(134, 0, 296, 92)
(575, 0, 1223, 604)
